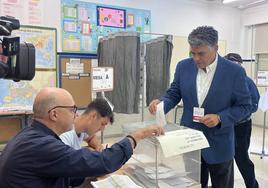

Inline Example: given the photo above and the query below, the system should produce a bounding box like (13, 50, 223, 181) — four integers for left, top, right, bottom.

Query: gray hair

(188, 26, 218, 47)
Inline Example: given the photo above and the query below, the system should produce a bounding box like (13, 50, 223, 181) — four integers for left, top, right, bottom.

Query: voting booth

(122, 122, 209, 188)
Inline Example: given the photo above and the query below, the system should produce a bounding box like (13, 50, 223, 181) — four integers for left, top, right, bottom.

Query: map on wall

(61, 0, 151, 54)
(0, 26, 57, 110)
(13, 26, 57, 69)
(0, 71, 56, 110)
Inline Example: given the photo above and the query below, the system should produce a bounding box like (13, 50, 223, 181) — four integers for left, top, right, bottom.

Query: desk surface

(0, 110, 33, 143)
(0, 110, 33, 116)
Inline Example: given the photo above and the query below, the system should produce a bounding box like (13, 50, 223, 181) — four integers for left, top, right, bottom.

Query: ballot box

(122, 122, 209, 188)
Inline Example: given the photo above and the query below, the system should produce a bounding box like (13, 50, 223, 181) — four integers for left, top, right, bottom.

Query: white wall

(86, 0, 242, 54)
(13, 0, 242, 56)
(242, 3, 268, 26)
(240, 3, 268, 60)
(240, 4, 268, 126)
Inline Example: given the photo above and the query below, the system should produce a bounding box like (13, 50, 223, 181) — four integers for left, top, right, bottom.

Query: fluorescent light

(238, 0, 266, 8)
(246, 0, 266, 6)
(222, 0, 239, 4)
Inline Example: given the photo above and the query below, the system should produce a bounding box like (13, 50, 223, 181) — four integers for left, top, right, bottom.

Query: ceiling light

(237, 0, 266, 8)
(222, 0, 239, 4)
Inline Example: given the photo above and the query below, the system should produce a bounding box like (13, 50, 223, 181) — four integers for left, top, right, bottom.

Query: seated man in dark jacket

(0, 87, 164, 188)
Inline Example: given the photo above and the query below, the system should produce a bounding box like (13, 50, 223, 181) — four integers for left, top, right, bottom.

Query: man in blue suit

(225, 53, 259, 188)
(149, 26, 252, 188)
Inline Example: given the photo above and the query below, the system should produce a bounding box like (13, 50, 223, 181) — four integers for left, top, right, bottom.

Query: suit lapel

(189, 60, 199, 107)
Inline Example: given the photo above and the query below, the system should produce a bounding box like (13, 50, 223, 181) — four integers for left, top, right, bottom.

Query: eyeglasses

(47, 105, 78, 114)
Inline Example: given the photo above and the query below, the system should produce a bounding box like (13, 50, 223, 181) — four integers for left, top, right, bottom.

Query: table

(0, 110, 33, 143)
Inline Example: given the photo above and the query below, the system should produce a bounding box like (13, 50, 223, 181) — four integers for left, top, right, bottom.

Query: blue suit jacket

(160, 55, 252, 164)
(247, 77, 260, 114)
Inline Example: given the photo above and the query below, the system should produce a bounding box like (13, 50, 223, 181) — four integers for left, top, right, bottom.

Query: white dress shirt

(196, 55, 218, 107)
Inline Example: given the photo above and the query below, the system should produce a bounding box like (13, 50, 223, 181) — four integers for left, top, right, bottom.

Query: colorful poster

(61, 0, 151, 54)
(97, 6, 125, 28)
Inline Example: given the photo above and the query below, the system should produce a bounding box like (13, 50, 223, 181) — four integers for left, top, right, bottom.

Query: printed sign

(92, 67, 113, 91)
(257, 71, 268, 87)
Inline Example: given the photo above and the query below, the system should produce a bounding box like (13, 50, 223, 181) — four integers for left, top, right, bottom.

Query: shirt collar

(202, 54, 218, 73)
(31, 120, 61, 140)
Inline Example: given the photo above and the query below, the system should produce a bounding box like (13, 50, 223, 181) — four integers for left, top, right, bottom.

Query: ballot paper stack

(125, 164, 195, 188)
(123, 123, 209, 188)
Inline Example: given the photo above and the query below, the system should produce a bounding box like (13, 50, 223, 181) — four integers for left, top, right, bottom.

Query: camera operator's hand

(0, 46, 8, 63)
(0, 55, 8, 63)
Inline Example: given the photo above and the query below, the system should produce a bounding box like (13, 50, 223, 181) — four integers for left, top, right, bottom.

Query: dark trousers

(201, 157, 234, 188)
(235, 119, 259, 188)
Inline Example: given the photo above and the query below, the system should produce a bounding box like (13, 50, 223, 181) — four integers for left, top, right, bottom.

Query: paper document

(101, 92, 114, 111)
(156, 129, 209, 158)
(91, 174, 142, 188)
(258, 90, 268, 112)
(156, 102, 167, 126)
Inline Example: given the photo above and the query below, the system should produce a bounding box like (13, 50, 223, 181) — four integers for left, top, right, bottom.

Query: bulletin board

(61, 0, 151, 54)
(58, 54, 93, 108)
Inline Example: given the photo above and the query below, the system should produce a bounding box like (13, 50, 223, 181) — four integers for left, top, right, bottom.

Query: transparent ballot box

(123, 123, 209, 188)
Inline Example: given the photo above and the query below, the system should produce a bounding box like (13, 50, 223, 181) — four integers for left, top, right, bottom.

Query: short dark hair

(224, 53, 243, 64)
(188, 26, 218, 47)
(84, 98, 114, 124)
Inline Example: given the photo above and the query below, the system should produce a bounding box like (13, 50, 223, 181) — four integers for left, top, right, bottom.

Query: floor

(234, 126, 268, 188)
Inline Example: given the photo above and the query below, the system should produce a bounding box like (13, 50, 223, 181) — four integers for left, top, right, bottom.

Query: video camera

(0, 16, 35, 81)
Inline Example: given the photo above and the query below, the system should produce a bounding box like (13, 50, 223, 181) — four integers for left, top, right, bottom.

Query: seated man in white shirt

(60, 98, 113, 151)
(60, 98, 113, 187)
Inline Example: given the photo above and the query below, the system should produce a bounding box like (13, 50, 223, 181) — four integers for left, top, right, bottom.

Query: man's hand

(86, 135, 103, 152)
(0, 55, 8, 63)
(129, 125, 164, 143)
(199, 114, 220, 128)
(148, 99, 161, 115)
(0, 45, 8, 64)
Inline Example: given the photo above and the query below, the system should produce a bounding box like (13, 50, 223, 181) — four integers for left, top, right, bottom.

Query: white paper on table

(91, 174, 142, 188)
(147, 170, 177, 179)
(156, 101, 167, 126)
(144, 166, 173, 174)
(258, 91, 268, 112)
